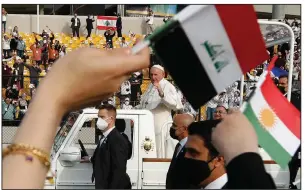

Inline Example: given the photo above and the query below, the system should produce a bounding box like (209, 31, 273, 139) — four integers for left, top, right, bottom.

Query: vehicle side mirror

(58, 147, 81, 167)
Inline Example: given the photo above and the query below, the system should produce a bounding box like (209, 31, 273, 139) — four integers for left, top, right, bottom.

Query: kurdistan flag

(243, 72, 300, 168)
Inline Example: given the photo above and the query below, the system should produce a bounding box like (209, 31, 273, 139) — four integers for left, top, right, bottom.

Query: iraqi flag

(242, 71, 300, 168)
(149, 5, 268, 109)
(97, 16, 117, 30)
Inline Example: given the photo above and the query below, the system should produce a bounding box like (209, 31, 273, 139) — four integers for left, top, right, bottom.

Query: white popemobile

(37, 108, 299, 189)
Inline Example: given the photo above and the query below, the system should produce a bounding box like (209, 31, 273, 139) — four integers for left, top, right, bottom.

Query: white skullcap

(152, 65, 164, 72)
(125, 97, 130, 101)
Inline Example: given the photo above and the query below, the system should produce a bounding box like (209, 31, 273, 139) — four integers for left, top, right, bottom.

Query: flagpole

(239, 75, 244, 106)
(239, 71, 268, 113)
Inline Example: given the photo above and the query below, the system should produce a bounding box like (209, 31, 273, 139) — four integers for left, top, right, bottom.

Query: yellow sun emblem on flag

(258, 108, 277, 130)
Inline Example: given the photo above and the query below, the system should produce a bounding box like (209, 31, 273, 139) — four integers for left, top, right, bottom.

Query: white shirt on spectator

(74, 17, 78, 27)
(120, 42, 129, 48)
(59, 51, 65, 58)
(204, 174, 228, 189)
(146, 15, 154, 25)
(2, 14, 7, 22)
(121, 81, 131, 95)
(2, 38, 10, 50)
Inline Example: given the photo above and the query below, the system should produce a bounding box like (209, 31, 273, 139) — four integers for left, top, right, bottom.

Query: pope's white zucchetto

(151, 65, 164, 72)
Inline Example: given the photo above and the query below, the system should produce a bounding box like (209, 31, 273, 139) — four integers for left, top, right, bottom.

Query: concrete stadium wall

(5, 14, 165, 35)
(254, 5, 301, 16)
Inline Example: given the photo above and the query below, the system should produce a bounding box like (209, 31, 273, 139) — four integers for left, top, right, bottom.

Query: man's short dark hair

(97, 104, 117, 118)
(188, 120, 221, 158)
(275, 58, 286, 68)
(279, 75, 288, 80)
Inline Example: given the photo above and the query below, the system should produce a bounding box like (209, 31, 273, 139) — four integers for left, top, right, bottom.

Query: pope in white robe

(136, 65, 183, 158)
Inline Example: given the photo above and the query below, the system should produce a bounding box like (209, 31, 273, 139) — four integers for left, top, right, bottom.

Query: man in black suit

(166, 114, 194, 189)
(86, 15, 95, 39)
(71, 13, 81, 38)
(180, 120, 228, 189)
(116, 13, 122, 37)
(84, 104, 130, 189)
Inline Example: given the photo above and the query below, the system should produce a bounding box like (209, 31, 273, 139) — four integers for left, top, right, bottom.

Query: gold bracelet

(3, 143, 51, 171)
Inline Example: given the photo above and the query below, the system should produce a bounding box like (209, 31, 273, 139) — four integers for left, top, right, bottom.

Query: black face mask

(180, 157, 215, 186)
(169, 127, 178, 140)
(277, 85, 286, 94)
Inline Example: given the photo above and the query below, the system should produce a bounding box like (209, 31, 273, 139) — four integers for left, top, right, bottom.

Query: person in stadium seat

(120, 37, 129, 48)
(30, 39, 44, 67)
(12, 56, 25, 89)
(48, 44, 57, 66)
(213, 105, 228, 120)
(71, 13, 81, 38)
(10, 33, 18, 55)
(2, 97, 16, 123)
(3, 34, 11, 58)
(11, 26, 19, 37)
(104, 29, 116, 48)
(116, 13, 122, 38)
(2, 8, 7, 33)
(129, 71, 142, 107)
(86, 14, 95, 39)
(23, 60, 42, 88)
(16, 36, 26, 59)
(145, 9, 154, 35)
(2, 59, 13, 88)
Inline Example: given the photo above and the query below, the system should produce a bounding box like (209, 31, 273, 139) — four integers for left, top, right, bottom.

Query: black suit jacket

(226, 152, 276, 189)
(86, 18, 95, 29)
(91, 128, 130, 189)
(166, 146, 190, 189)
(71, 17, 81, 28)
(116, 17, 122, 29)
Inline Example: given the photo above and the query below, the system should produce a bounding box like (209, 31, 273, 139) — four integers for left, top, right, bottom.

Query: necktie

(99, 134, 105, 147)
(173, 143, 181, 158)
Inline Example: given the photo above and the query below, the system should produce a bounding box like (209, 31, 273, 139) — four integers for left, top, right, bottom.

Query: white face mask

(125, 101, 130, 105)
(96, 117, 109, 131)
(43, 40, 47, 43)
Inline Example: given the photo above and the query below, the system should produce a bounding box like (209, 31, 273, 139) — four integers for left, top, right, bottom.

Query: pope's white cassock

(137, 66, 183, 158)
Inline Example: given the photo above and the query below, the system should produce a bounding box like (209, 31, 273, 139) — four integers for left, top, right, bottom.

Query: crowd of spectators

(1, 7, 301, 124)
(205, 18, 301, 120)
